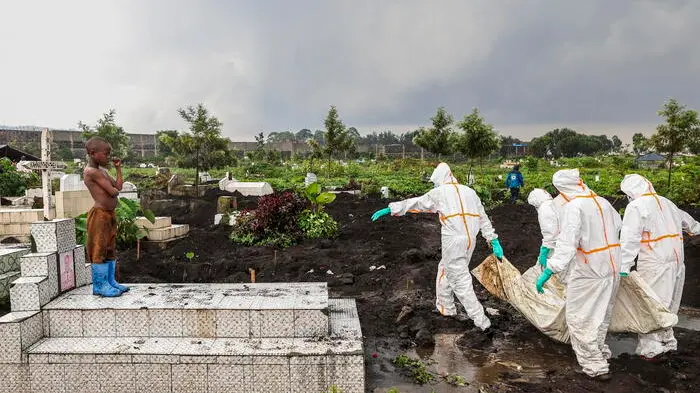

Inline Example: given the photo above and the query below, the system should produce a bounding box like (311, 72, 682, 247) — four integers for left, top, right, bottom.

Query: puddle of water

(368, 310, 700, 392)
(368, 333, 572, 393)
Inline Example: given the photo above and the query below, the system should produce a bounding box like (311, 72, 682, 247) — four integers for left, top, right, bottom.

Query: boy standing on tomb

(84, 136, 129, 297)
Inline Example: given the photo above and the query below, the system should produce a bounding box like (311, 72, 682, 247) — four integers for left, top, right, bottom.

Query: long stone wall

(0, 128, 158, 158)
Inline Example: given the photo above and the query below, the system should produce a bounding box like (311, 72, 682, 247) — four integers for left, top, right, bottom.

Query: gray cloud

(1, 0, 698, 142)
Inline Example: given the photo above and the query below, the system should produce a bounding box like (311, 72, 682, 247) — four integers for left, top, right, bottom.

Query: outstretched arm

(389, 191, 438, 217)
(679, 209, 700, 236)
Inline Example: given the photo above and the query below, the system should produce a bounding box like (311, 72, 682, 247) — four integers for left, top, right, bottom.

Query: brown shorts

(86, 207, 117, 263)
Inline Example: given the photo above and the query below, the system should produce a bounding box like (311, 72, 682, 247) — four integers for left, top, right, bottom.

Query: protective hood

(527, 188, 553, 208)
(430, 162, 456, 187)
(552, 169, 591, 198)
(621, 174, 656, 200)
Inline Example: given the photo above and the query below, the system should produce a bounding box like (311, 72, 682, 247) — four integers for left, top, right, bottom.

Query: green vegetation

(392, 355, 436, 385)
(0, 158, 38, 197)
(75, 198, 155, 246)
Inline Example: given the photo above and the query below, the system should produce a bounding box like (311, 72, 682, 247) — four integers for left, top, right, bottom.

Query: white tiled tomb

(0, 283, 365, 393)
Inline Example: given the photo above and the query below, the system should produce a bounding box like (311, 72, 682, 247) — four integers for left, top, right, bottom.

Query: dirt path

(119, 193, 700, 393)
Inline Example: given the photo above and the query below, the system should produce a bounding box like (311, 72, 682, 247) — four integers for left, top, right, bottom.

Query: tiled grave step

(0, 311, 44, 364)
(20, 252, 58, 278)
(43, 283, 329, 339)
(73, 245, 92, 288)
(145, 224, 189, 241)
(135, 216, 171, 230)
(0, 248, 29, 275)
(10, 276, 57, 312)
(0, 271, 21, 302)
(25, 298, 364, 393)
(30, 218, 76, 254)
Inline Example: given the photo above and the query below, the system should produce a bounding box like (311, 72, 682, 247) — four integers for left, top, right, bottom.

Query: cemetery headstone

(199, 171, 213, 183)
(121, 181, 139, 200)
(59, 174, 84, 191)
(167, 174, 184, 194)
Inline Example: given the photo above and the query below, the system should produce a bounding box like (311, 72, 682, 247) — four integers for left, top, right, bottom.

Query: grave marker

(120, 181, 139, 201)
(58, 250, 75, 292)
(16, 129, 67, 220)
(59, 174, 84, 192)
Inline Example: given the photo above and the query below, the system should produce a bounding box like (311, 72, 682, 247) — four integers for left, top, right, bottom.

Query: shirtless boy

(83, 137, 129, 297)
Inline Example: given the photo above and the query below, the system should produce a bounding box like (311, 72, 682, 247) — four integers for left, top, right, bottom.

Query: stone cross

(16, 129, 67, 220)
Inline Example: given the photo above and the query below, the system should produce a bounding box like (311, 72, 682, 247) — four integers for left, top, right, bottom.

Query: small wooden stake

(249, 268, 256, 283)
(136, 239, 141, 261)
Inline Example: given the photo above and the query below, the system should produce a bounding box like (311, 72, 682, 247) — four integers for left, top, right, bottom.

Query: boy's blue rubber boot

(92, 263, 122, 297)
(106, 259, 129, 292)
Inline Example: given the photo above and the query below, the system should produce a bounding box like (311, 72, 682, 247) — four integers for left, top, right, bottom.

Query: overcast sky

(1, 0, 698, 143)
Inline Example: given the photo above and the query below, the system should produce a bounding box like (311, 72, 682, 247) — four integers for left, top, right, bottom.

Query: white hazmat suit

(388, 163, 499, 330)
(619, 174, 700, 359)
(546, 169, 622, 377)
(528, 189, 559, 266)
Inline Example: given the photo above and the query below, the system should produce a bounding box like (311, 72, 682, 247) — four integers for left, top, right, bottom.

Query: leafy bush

(299, 210, 338, 239)
(74, 198, 155, 247)
(0, 158, 30, 197)
(230, 192, 308, 248)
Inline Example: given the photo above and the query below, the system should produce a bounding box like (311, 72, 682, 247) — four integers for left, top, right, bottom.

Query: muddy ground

(117, 191, 700, 393)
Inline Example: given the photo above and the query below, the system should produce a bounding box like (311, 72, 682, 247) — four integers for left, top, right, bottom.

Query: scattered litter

(497, 361, 523, 371)
(369, 265, 377, 271)
(486, 307, 500, 316)
(326, 270, 334, 275)
(395, 305, 413, 323)
(377, 265, 386, 270)
(306, 269, 314, 274)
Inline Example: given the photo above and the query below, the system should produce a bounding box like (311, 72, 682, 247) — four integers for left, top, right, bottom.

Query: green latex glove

(538, 246, 551, 268)
(371, 207, 391, 222)
(536, 268, 553, 294)
(491, 239, 504, 259)
(619, 272, 629, 277)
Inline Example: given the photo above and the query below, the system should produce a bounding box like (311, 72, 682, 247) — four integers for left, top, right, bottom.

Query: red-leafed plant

(230, 192, 308, 248)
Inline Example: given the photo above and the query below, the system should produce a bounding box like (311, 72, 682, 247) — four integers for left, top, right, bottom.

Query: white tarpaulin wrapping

(472, 256, 678, 344)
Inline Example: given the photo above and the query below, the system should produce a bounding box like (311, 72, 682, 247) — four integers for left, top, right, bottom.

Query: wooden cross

(16, 129, 67, 220)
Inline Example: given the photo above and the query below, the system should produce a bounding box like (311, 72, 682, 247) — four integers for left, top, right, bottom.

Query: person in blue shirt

(505, 164, 524, 203)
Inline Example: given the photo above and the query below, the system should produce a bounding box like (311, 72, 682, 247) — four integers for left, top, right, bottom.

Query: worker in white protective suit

(527, 189, 559, 269)
(371, 162, 504, 331)
(619, 174, 700, 361)
(535, 169, 622, 380)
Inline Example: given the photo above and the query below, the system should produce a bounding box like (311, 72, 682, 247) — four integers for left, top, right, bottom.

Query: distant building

(635, 153, 667, 169)
(0, 126, 158, 157)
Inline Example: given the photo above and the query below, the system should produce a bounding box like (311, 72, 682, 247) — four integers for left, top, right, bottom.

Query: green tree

(322, 106, 355, 176)
(632, 133, 649, 156)
(453, 108, 500, 174)
(528, 136, 550, 158)
(155, 130, 178, 157)
(160, 104, 236, 190)
(651, 98, 700, 189)
(296, 129, 313, 141)
(413, 107, 454, 159)
(79, 109, 131, 160)
(0, 158, 29, 197)
(611, 135, 622, 152)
